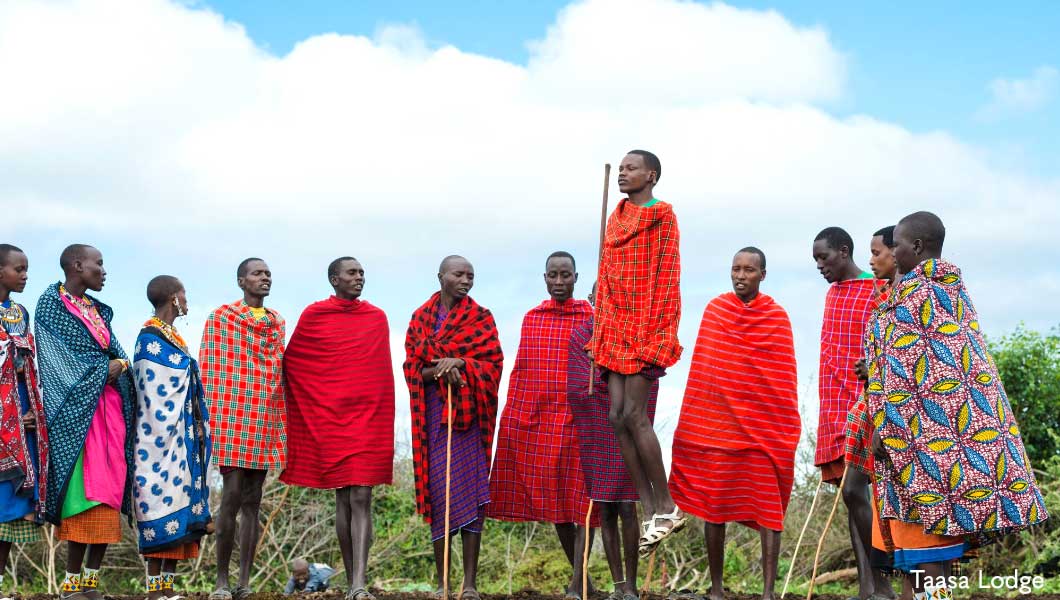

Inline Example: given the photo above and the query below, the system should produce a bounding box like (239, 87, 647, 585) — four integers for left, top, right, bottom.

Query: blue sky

(206, 0, 1060, 173)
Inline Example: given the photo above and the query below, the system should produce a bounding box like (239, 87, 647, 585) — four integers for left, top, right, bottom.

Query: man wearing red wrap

(488, 251, 596, 599)
(403, 256, 503, 600)
(670, 248, 799, 600)
(811, 228, 883, 600)
(282, 257, 394, 600)
(591, 150, 685, 557)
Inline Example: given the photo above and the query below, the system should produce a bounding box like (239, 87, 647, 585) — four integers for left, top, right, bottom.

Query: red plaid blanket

(404, 292, 503, 521)
(591, 199, 682, 374)
(0, 325, 48, 516)
(815, 278, 879, 467)
(488, 299, 598, 525)
(199, 300, 286, 470)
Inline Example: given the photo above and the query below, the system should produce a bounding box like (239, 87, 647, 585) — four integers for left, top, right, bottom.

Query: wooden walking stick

(443, 383, 455, 599)
(582, 499, 593, 600)
(806, 465, 849, 600)
(780, 478, 824, 599)
(640, 548, 657, 600)
(589, 162, 611, 394)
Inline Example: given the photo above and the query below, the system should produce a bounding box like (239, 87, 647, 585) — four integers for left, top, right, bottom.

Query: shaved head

(146, 275, 183, 310)
(439, 254, 470, 274)
(59, 244, 95, 272)
(897, 211, 946, 253)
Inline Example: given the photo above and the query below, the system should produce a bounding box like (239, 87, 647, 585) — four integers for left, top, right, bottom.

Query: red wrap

(669, 292, 800, 531)
(280, 296, 395, 489)
(0, 328, 48, 517)
(403, 293, 503, 521)
(591, 199, 682, 374)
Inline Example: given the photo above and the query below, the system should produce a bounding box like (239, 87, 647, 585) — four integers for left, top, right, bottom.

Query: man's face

(617, 153, 655, 195)
(238, 260, 272, 298)
(331, 259, 365, 300)
(812, 239, 846, 284)
(868, 235, 897, 281)
(544, 256, 577, 302)
(0, 251, 28, 294)
(892, 223, 920, 274)
(731, 252, 765, 302)
(293, 565, 309, 585)
(79, 247, 106, 292)
(439, 259, 474, 300)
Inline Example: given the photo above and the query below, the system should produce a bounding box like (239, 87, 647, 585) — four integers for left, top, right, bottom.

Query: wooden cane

(589, 163, 611, 393)
(582, 499, 593, 600)
(806, 465, 849, 600)
(443, 383, 454, 599)
(640, 548, 657, 600)
(780, 478, 824, 599)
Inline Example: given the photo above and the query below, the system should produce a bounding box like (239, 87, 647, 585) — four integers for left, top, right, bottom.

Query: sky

(2, 0, 1058, 466)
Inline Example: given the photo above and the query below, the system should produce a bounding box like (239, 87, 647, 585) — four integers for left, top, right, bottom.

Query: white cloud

(978, 65, 1058, 120)
(3, 0, 1058, 464)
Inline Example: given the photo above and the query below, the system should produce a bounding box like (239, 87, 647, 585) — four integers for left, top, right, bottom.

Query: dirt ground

(17, 592, 1059, 600)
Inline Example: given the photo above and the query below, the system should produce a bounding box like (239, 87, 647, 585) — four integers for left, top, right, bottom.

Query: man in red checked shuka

(590, 149, 685, 558)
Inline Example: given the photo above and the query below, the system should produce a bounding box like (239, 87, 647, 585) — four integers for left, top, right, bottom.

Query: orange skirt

(145, 542, 199, 560)
(58, 506, 122, 544)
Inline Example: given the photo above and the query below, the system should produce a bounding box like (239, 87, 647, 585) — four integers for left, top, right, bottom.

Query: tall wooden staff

(583, 163, 611, 599)
(443, 383, 455, 599)
(780, 478, 824, 599)
(806, 465, 849, 600)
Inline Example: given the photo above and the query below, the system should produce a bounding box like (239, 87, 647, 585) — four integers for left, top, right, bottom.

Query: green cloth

(857, 271, 874, 279)
(60, 451, 100, 519)
(642, 197, 660, 208)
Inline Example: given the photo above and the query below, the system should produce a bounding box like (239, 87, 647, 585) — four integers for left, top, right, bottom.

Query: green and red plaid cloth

(199, 300, 286, 470)
(403, 292, 503, 522)
(591, 199, 682, 374)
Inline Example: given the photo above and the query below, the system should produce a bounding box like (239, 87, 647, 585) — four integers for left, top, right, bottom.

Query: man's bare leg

(618, 503, 640, 596)
(349, 486, 374, 591)
(608, 374, 656, 518)
(566, 525, 596, 598)
(336, 488, 355, 588)
(621, 374, 675, 518)
(760, 528, 781, 600)
(460, 529, 482, 595)
(214, 470, 245, 594)
(599, 504, 624, 593)
(236, 469, 267, 590)
(705, 523, 726, 600)
(843, 469, 875, 599)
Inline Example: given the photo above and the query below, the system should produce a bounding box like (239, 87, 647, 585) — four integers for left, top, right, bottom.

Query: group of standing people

(0, 149, 1048, 600)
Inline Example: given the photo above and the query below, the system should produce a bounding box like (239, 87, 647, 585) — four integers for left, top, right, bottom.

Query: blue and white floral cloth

(132, 327, 212, 553)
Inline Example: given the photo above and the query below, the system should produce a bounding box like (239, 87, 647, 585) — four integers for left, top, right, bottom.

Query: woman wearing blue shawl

(132, 276, 212, 600)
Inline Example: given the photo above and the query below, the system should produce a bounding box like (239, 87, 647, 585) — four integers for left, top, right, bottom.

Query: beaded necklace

(0, 300, 23, 327)
(145, 316, 188, 352)
(59, 284, 108, 346)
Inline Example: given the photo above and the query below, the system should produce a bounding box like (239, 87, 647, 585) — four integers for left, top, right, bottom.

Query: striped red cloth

(591, 199, 682, 374)
(200, 300, 286, 470)
(403, 292, 503, 523)
(488, 299, 599, 525)
(669, 292, 800, 531)
(567, 320, 658, 502)
(280, 296, 395, 489)
(814, 278, 880, 468)
(844, 283, 892, 477)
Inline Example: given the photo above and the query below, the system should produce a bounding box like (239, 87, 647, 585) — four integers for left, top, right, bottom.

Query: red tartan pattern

(199, 301, 286, 470)
(867, 259, 1047, 538)
(404, 293, 503, 523)
(844, 284, 893, 476)
(815, 278, 880, 467)
(0, 324, 49, 519)
(591, 199, 682, 374)
(488, 299, 599, 525)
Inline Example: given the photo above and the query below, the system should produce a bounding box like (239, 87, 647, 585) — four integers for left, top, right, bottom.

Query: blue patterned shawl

(132, 327, 212, 552)
(33, 282, 135, 523)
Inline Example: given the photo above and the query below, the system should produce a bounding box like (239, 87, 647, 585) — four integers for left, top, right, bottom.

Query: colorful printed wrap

(488, 298, 599, 525)
(591, 199, 682, 374)
(844, 283, 894, 477)
(281, 296, 395, 489)
(669, 292, 801, 531)
(404, 292, 503, 522)
(867, 259, 1048, 538)
(0, 306, 49, 519)
(34, 283, 135, 523)
(815, 278, 880, 467)
(199, 300, 286, 470)
(132, 326, 212, 553)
